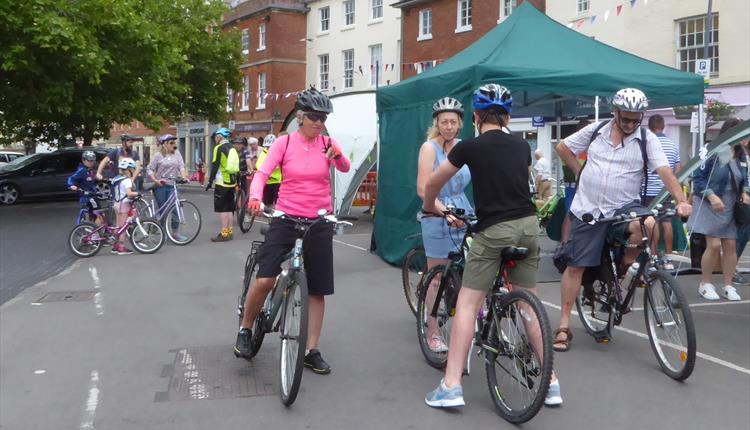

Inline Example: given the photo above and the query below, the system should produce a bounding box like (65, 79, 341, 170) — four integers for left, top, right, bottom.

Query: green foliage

(0, 0, 243, 146)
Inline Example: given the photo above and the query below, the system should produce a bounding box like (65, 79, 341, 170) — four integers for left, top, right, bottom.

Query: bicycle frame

(147, 182, 183, 222)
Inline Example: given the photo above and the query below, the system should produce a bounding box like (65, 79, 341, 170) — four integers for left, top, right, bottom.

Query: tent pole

(556, 115, 562, 191)
(594, 96, 599, 122)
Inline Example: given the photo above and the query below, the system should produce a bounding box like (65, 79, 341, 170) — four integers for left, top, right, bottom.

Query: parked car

(0, 147, 110, 205)
(0, 151, 24, 166)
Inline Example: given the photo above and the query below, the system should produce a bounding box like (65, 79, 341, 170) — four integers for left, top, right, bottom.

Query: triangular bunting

(576, 19, 584, 28)
(629, 0, 636, 7)
(604, 10, 610, 22)
(590, 15, 597, 23)
(616, 4, 623, 15)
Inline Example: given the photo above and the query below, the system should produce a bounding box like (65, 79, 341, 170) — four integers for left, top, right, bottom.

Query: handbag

(727, 163, 750, 225)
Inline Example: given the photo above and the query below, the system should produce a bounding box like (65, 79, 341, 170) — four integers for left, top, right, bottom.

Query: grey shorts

(565, 201, 643, 268)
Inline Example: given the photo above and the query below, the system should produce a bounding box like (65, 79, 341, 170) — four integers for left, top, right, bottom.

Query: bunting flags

(617, 5, 623, 15)
(604, 10, 610, 22)
(569, 0, 649, 31)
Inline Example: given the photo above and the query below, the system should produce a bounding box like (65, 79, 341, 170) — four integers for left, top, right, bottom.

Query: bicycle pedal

(594, 334, 610, 344)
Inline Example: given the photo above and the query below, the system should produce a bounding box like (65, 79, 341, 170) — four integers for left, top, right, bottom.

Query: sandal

(553, 327, 573, 352)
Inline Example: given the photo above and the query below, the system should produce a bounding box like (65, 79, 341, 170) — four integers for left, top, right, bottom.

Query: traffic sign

(695, 59, 711, 78)
(532, 116, 545, 127)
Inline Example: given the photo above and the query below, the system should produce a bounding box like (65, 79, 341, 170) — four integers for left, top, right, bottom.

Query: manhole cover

(155, 345, 278, 402)
(35, 291, 97, 303)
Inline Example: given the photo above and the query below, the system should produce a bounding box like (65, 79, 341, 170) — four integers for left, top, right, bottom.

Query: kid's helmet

(432, 97, 464, 118)
(612, 88, 648, 112)
(82, 150, 96, 161)
(118, 157, 136, 170)
(263, 134, 276, 148)
(472, 84, 513, 114)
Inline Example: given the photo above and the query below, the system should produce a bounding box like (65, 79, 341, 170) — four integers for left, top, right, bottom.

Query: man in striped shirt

(642, 114, 682, 263)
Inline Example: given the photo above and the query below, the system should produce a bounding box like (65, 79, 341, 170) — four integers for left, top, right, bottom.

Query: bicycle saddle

(501, 247, 529, 262)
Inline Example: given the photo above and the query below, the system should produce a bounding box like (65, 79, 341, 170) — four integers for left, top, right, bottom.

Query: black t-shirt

(448, 129, 535, 232)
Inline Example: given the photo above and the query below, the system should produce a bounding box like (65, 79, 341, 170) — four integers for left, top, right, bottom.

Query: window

(343, 49, 354, 89)
(371, 0, 383, 20)
(257, 72, 266, 109)
(677, 14, 719, 75)
(258, 23, 266, 50)
(500, 0, 516, 19)
(456, 0, 472, 31)
(241, 29, 249, 53)
(319, 7, 330, 32)
(418, 9, 432, 40)
(343, 0, 355, 26)
(241, 75, 249, 111)
(577, 0, 590, 14)
(319, 54, 330, 91)
(369, 44, 382, 87)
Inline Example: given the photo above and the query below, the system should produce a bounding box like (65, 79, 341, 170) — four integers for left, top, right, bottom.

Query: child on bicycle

(111, 158, 139, 255)
(67, 150, 103, 224)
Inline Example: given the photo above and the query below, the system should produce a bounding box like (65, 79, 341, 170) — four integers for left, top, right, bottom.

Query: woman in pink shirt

(235, 88, 350, 374)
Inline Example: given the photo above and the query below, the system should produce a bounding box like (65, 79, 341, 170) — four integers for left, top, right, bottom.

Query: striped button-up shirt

(565, 120, 669, 219)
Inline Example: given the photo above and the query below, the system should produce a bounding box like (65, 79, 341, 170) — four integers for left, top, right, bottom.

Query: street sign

(695, 59, 711, 78)
(690, 111, 706, 133)
(532, 116, 545, 127)
(228, 120, 236, 130)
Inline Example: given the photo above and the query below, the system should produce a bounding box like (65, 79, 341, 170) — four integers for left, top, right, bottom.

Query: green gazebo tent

(375, 2, 704, 265)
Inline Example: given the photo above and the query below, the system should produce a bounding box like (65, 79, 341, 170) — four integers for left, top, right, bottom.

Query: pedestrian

(417, 96, 473, 353)
(688, 117, 749, 301)
(205, 127, 240, 242)
(148, 134, 189, 240)
(235, 87, 350, 375)
(422, 84, 560, 408)
(552, 88, 691, 352)
(111, 158, 139, 255)
(533, 148, 552, 201)
(734, 125, 750, 285)
(642, 114, 682, 268)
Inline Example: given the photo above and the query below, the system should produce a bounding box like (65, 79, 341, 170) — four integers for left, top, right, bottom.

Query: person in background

(68, 150, 102, 223)
(533, 149, 552, 201)
(111, 158, 139, 255)
(205, 128, 238, 242)
(734, 128, 750, 286)
(148, 134, 189, 240)
(256, 134, 282, 209)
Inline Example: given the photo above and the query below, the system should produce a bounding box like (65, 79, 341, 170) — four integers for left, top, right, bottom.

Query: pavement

(1, 192, 749, 430)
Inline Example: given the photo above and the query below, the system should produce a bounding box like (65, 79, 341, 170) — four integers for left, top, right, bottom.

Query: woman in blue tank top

(417, 97, 474, 352)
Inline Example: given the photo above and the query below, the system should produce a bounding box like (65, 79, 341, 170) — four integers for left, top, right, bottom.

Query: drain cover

(35, 291, 96, 303)
(155, 345, 278, 402)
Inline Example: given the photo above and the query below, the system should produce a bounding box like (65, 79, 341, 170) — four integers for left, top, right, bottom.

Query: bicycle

(235, 172, 255, 234)
(134, 177, 201, 245)
(401, 232, 426, 318)
(574, 207, 696, 380)
(74, 188, 111, 225)
(237, 208, 351, 406)
(68, 195, 164, 257)
(417, 208, 553, 424)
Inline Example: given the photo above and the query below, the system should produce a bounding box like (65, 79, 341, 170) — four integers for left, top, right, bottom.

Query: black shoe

(304, 349, 331, 374)
(234, 328, 253, 359)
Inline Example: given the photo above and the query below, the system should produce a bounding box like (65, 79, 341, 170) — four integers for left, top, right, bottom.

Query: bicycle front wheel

(134, 198, 152, 219)
(68, 222, 102, 257)
(130, 218, 164, 254)
(165, 200, 201, 245)
(238, 194, 255, 234)
(485, 289, 553, 424)
(643, 271, 696, 381)
(416, 265, 459, 369)
(402, 247, 426, 318)
(279, 271, 309, 406)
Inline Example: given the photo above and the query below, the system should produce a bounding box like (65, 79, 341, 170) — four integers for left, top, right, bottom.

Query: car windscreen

(0, 153, 44, 171)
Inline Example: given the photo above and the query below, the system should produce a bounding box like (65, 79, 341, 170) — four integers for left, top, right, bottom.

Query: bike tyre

(484, 289, 553, 424)
(575, 278, 614, 340)
(279, 271, 308, 406)
(643, 271, 696, 381)
(164, 201, 201, 245)
(130, 218, 164, 254)
(416, 265, 459, 369)
(402, 247, 426, 318)
(68, 222, 102, 258)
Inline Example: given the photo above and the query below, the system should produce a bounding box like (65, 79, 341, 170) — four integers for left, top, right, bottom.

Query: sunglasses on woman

(304, 112, 328, 123)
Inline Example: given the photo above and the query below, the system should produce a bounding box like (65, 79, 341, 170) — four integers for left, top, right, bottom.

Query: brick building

(393, 0, 545, 80)
(223, 0, 308, 139)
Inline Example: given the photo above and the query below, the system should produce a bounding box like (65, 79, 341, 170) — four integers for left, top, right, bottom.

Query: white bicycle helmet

(118, 157, 136, 170)
(432, 97, 464, 118)
(263, 134, 276, 148)
(612, 88, 648, 112)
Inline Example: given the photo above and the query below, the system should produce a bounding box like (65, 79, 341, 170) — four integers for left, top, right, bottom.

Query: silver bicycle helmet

(612, 88, 648, 112)
(432, 97, 464, 118)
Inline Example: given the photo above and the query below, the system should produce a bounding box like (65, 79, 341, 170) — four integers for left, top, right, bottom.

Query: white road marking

(34, 370, 46, 375)
(333, 239, 368, 252)
(80, 370, 100, 430)
(541, 300, 750, 376)
(630, 299, 750, 312)
(179, 349, 209, 400)
(88, 266, 104, 316)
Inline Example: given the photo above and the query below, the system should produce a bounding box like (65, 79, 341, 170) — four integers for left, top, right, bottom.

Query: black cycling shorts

(213, 185, 235, 213)
(256, 217, 335, 296)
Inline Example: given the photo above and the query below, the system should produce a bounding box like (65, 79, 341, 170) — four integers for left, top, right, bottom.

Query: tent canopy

(374, 2, 704, 265)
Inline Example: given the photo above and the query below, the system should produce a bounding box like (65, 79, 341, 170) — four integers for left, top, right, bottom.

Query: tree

(0, 0, 242, 146)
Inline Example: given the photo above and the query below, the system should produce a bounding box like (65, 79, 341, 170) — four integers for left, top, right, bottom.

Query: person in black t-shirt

(423, 84, 561, 408)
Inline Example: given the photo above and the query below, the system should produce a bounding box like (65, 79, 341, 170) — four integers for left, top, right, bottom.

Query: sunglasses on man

(304, 112, 328, 123)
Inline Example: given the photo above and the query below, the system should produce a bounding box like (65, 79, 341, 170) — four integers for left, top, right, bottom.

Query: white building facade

(304, 0, 402, 94)
(546, 0, 750, 157)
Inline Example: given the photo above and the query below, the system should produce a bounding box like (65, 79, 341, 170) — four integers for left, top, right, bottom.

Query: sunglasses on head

(304, 112, 328, 123)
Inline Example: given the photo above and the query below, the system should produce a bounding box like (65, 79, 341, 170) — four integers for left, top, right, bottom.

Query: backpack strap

(638, 127, 649, 205)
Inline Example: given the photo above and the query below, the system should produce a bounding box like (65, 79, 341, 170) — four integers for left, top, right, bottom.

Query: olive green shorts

(463, 215, 540, 291)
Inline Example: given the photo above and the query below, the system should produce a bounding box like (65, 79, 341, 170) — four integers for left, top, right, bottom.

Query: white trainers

(544, 379, 563, 406)
(698, 282, 720, 301)
(722, 285, 742, 301)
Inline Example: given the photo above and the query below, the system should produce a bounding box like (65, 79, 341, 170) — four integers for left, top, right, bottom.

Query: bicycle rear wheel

(237, 190, 255, 233)
(643, 271, 696, 381)
(130, 218, 164, 254)
(165, 201, 201, 245)
(416, 266, 459, 369)
(402, 247, 426, 317)
(68, 222, 103, 257)
(238, 247, 266, 358)
(279, 271, 308, 406)
(575, 278, 614, 341)
(484, 289, 553, 424)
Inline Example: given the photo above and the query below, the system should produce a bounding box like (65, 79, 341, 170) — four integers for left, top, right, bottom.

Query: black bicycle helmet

(295, 87, 333, 114)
